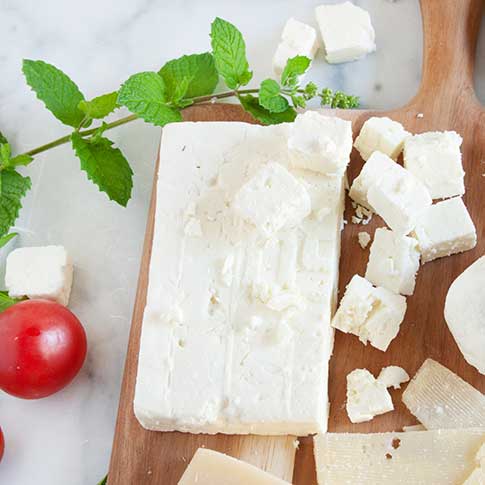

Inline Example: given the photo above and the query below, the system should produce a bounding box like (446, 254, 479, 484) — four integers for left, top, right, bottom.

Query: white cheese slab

(134, 120, 346, 435)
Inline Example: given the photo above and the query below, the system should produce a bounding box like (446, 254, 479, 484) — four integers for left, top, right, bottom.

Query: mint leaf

(239, 94, 296, 125)
(9, 154, 34, 168)
(97, 474, 107, 485)
(0, 291, 23, 312)
(0, 170, 31, 237)
(258, 79, 288, 113)
(0, 132, 7, 145)
(281, 56, 311, 87)
(0, 143, 11, 165)
(117, 72, 182, 126)
(0, 232, 17, 249)
(71, 133, 133, 207)
(159, 53, 219, 99)
(210, 18, 252, 89)
(22, 59, 85, 127)
(78, 92, 118, 119)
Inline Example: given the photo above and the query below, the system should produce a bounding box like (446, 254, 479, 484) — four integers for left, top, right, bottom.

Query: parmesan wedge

(314, 428, 485, 485)
(402, 359, 485, 429)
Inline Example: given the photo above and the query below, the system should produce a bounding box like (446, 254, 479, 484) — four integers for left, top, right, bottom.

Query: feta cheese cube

(288, 111, 353, 175)
(346, 368, 394, 423)
(349, 151, 397, 209)
(377, 366, 410, 389)
(367, 163, 432, 235)
(6, 245, 73, 306)
(273, 18, 319, 77)
(232, 162, 311, 237)
(412, 197, 476, 263)
(357, 231, 371, 249)
(315, 1, 376, 64)
(404, 131, 464, 199)
(354, 116, 410, 161)
(365, 227, 420, 296)
(331, 274, 407, 351)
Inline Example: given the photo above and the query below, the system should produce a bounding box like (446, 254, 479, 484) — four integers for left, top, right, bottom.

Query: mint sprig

(79, 92, 119, 119)
(0, 170, 31, 236)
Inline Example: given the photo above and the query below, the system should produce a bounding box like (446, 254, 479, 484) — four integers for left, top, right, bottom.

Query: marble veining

(0, 1, 483, 484)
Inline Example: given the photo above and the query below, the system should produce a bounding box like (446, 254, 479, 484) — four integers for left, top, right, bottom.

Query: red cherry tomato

(0, 427, 4, 462)
(0, 300, 87, 399)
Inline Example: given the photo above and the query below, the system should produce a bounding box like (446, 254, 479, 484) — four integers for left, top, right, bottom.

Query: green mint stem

(21, 87, 312, 158)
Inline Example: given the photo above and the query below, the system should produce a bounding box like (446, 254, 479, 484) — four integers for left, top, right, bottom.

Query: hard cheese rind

(134, 121, 345, 435)
(314, 428, 485, 485)
(402, 359, 485, 429)
(178, 448, 290, 485)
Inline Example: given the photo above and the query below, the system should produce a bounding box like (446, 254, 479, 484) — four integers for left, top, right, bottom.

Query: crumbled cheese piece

(354, 117, 410, 161)
(315, 1, 376, 64)
(232, 162, 311, 237)
(273, 18, 319, 77)
(346, 368, 394, 423)
(331, 275, 407, 351)
(402, 424, 426, 432)
(403, 131, 464, 199)
(349, 151, 397, 210)
(445, 255, 485, 374)
(6, 245, 73, 306)
(416, 112, 424, 119)
(402, 359, 485, 429)
(367, 162, 432, 235)
(377, 366, 410, 389)
(365, 228, 420, 296)
(357, 231, 371, 249)
(288, 111, 353, 175)
(178, 448, 290, 485)
(412, 196, 476, 263)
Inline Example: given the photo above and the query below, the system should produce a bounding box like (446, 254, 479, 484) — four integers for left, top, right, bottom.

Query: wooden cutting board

(108, 1, 485, 483)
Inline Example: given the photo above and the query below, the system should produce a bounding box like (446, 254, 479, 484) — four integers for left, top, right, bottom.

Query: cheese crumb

(377, 366, 410, 389)
(357, 231, 371, 249)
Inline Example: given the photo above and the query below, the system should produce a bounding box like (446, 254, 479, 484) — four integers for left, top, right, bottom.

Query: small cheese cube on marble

(412, 197, 476, 263)
(6, 245, 73, 306)
(331, 274, 407, 351)
(232, 162, 311, 237)
(346, 368, 394, 423)
(365, 227, 420, 296)
(404, 131, 464, 199)
(349, 151, 398, 210)
(354, 116, 410, 161)
(288, 111, 353, 175)
(273, 18, 319, 77)
(315, 1, 376, 64)
(367, 163, 432, 235)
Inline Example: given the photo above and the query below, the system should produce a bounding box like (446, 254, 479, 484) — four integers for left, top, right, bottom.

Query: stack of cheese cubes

(331, 116, 477, 424)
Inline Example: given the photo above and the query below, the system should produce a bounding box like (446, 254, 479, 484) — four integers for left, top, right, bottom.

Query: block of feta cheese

(315, 1, 376, 64)
(288, 111, 353, 175)
(349, 151, 397, 210)
(331, 275, 407, 351)
(178, 448, 290, 485)
(5, 245, 73, 306)
(412, 197, 476, 263)
(354, 116, 410, 161)
(346, 368, 394, 423)
(403, 131, 464, 199)
(445, 256, 485, 375)
(367, 162, 432, 235)
(314, 428, 485, 485)
(365, 227, 420, 296)
(232, 162, 311, 237)
(273, 18, 319, 78)
(134, 120, 347, 435)
(377, 366, 410, 389)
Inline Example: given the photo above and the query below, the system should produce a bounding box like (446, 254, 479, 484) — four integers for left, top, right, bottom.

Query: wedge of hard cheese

(178, 448, 290, 484)
(134, 120, 348, 435)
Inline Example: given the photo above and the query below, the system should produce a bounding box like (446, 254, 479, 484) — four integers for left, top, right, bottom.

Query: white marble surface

(0, 1, 483, 484)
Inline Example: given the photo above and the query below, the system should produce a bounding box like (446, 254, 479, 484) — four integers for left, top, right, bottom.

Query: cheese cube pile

(412, 197, 476, 263)
(365, 228, 420, 296)
(404, 131, 464, 199)
(331, 275, 407, 351)
(288, 111, 353, 175)
(6, 245, 73, 306)
(272, 18, 319, 77)
(354, 117, 410, 161)
(315, 1, 376, 64)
